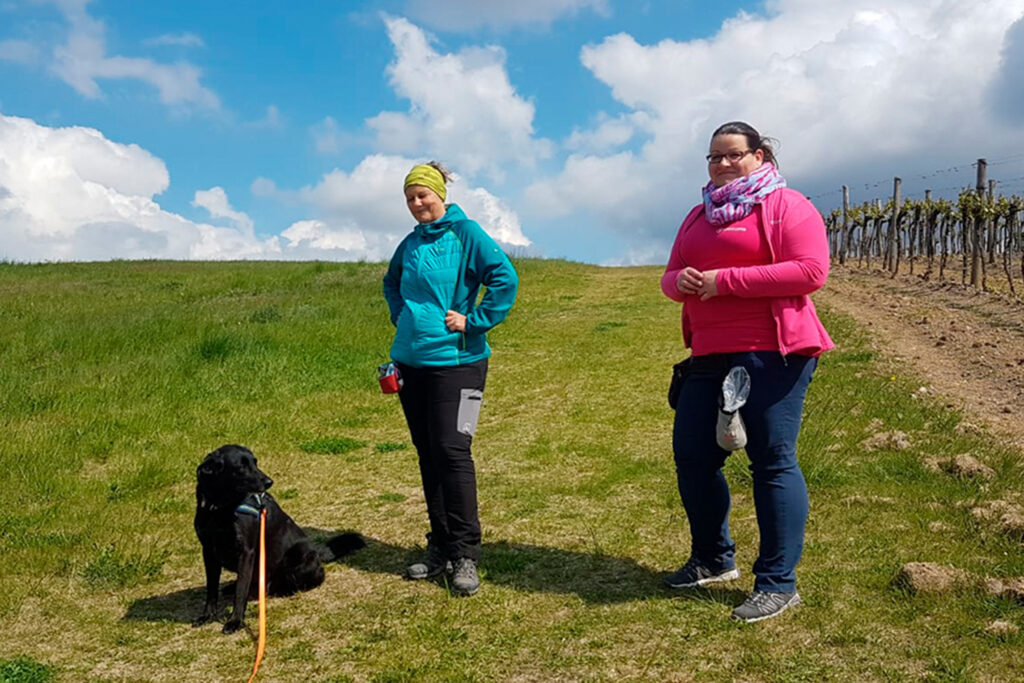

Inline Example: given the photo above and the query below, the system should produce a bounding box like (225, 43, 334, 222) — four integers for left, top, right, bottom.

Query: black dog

(192, 444, 364, 633)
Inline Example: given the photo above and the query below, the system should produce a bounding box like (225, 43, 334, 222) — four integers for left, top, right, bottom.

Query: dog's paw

(221, 619, 243, 635)
(191, 612, 215, 628)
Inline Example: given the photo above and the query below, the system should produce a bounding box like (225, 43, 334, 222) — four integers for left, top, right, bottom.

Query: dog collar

(235, 492, 266, 517)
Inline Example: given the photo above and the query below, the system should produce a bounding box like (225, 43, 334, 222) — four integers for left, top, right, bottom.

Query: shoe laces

(680, 557, 702, 572)
(745, 591, 782, 609)
(453, 557, 476, 578)
(677, 557, 709, 577)
(747, 591, 771, 605)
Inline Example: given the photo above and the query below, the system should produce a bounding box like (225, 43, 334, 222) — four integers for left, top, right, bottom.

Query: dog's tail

(319, 532, 367, 562)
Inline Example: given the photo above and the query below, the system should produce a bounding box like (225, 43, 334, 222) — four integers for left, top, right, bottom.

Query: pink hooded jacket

(661, 187, 834, 357)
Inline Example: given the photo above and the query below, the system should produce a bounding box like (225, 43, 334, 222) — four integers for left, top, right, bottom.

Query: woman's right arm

(382, 239, 408, 326)
(661, 206, 701, 302)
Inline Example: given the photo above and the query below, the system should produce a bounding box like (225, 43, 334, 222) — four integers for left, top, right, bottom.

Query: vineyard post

(1016, 199, 1024, 294)
(1001, 196, 1017, 297)
(971, 159, 986, 287)
(890, 177, 902, 277)
(858, 201, 867, 268)
(987, 179, 997, 266)
(924, 190, 934, 277)
(841, 185, 850, 265)
(874, 199, 883, 265)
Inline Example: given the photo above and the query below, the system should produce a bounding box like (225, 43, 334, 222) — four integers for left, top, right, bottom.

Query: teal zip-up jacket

(383, 203, 519, 368)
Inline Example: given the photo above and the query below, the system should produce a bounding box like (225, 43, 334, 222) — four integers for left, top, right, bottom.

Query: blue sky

(2, 0, 1024, 263)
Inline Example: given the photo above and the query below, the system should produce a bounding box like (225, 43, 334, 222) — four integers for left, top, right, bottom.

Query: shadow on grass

(122, 585, 207, 624)
(120, 526, 364, 626)
(122, 529, 744, 624)
(329, 532, 746, 606)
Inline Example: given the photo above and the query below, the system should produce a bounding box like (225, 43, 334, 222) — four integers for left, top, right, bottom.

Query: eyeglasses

(706, 149, 754, 165)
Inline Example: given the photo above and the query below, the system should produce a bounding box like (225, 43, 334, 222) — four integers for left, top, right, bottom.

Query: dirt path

(816, 266, 1024, 451)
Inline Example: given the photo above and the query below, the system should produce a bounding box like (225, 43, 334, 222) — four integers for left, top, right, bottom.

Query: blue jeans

(673, 351, 816, 593)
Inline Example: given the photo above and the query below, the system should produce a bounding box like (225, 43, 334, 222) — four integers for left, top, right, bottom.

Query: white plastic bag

(716, 366, 750, 451)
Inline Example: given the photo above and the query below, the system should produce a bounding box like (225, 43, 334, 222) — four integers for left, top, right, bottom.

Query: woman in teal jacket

(383, 161, 518, 596)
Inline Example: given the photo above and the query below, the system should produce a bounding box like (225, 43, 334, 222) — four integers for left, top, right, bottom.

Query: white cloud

(309, 116, 357, 155)
(404, 0, 609, 31)
(527, 0, 1024, 262)
(247, 104, 283, 129)
(0, 114, 276, 261)
(564, 112, 652, 153)
(0, 39, 40, 64)
(193, 186, 254, 235)
(143, 32, 205, 48)
(47, 0, 219, 110)
(456, 186, 530, 247)
(366, 16, 551, 177)
(0, 114, 529, 262)
(284, 153, 531, 260)
(280, 220, 369, 257)
(250, 177, 279, 198)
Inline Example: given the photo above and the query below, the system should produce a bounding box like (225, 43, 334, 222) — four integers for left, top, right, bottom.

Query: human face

(405, 185, 446, 224)
(707, 133, 764, 188)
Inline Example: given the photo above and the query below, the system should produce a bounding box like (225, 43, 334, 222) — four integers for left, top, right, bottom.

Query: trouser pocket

(456, 389, 483, 436)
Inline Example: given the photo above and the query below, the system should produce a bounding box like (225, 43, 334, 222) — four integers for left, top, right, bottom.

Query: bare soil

(817, 266, 1024, 451)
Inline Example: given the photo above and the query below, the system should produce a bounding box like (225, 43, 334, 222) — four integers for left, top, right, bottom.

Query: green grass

(300, 437, 368, 455)
(0, 259, 1022, 680)
(0, 657, 54, 683)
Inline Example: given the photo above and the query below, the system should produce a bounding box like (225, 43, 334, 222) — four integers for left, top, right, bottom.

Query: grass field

(1, 259, 1022, 682)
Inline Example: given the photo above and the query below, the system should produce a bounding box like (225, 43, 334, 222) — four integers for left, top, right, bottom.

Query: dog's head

(196, 444, 273, 510)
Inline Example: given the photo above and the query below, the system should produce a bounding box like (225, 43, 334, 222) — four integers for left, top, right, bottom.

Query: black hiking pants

(397, 359, 487, 561)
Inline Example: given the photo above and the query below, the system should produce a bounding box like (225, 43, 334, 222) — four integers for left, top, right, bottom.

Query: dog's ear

(198, 454, 224, 476)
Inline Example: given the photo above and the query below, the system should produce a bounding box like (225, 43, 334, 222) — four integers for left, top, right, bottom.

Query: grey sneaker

(731, 591, 801, 623)
(406, 544, 451, 580)
(450, 557, 480, 596)
(663, 558, 740, 589)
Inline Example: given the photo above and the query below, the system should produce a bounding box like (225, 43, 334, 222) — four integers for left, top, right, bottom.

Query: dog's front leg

(192, 543, 221, 627)
(224, 529, 257, 634)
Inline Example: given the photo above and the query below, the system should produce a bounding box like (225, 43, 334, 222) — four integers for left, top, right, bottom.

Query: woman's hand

(675, 266, 703, 295)
(445, 310, 467, 332)
(676, 267, 719, 300)
(697, 269, 719, 300)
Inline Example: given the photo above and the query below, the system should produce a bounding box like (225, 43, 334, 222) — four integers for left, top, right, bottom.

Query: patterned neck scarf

(701, 162, 786, 226)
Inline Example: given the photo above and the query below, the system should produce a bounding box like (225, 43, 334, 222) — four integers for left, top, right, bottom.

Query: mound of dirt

(896, 562, 971, 593)
(940, 454, 996, 480)
(985, 620, 1020, 636)
(972, 500, 1024, 540)
(860, 430, 911, 451)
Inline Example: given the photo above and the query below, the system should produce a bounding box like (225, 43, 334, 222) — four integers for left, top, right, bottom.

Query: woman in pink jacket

(660, 121, 833, 623)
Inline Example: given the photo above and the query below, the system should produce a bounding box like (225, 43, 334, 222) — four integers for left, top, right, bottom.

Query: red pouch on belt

(377, 362, 402, 394)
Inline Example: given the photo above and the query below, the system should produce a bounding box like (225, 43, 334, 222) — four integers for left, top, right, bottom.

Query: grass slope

(0, 260, 1021, 681)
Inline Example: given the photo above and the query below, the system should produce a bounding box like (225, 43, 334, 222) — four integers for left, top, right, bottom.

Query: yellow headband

(403, 164, 446, 202)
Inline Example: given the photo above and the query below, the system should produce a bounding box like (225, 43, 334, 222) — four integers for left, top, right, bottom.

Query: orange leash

(247, 507, 268, 683)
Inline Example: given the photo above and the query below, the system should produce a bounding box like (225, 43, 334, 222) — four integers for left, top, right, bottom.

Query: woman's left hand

(445, 310, 467, 332)
(696, 269, 719, 301)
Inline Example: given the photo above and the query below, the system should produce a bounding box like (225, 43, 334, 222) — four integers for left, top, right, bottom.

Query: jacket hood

(414, 203, 467, 238)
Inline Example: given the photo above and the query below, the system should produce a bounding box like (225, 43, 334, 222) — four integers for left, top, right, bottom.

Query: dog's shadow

(123, 585, 210, 625)
(122, 530, 743, 624)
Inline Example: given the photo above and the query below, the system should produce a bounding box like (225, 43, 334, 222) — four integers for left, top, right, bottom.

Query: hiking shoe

(731, 591, 801, 623)
(450, 557, 480, 596)
(663, 558, 740, 589)
(406, 544, 450, 580)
